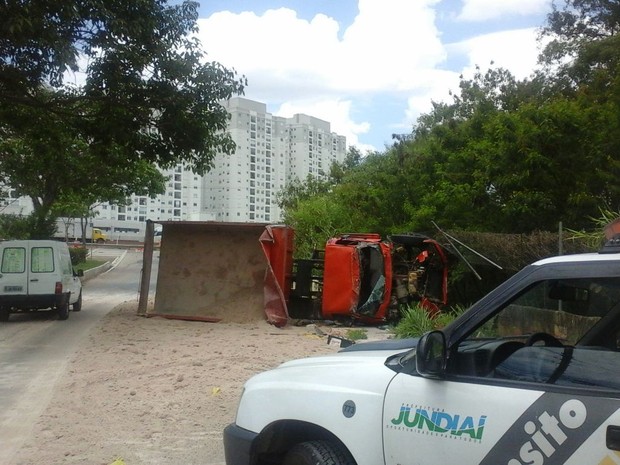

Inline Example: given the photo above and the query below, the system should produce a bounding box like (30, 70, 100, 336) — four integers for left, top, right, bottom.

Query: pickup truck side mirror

(416, 330, 447, 378)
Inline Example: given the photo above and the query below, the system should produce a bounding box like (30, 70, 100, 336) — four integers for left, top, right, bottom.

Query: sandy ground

(13, 301, 391, 465)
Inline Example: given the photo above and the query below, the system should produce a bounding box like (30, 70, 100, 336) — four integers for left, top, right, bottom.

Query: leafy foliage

(281, 1, 620, 260)
(393, 304, 467, 339)
(0, 0, 245, 237)
(0, 212, 55, 240)
(0, 0, 246, 171)
(566, 207, 620, 249)
(284, 194, 356, 258)
(69, 246, 88, 265)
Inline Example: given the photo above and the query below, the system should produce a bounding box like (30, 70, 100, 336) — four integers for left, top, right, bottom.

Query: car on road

(0, 240, 83, 321)
(224, 236, 620, 465)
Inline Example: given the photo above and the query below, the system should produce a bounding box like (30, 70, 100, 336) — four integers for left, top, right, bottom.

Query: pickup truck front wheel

(283, 440, 356, 465)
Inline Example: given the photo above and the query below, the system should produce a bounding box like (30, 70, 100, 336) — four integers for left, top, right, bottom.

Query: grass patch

(75, 259, 106, 272)
(393, 304, 468, 339)
(346, 328, 368, 341)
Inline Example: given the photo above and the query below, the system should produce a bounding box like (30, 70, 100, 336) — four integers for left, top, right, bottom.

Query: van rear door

(28, 245, 57, 296)
(0, 245, 28, 295)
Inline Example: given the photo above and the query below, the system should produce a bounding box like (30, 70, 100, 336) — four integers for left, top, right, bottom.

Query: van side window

(1, 247, 25, 273)
(31, 247, 54, 273)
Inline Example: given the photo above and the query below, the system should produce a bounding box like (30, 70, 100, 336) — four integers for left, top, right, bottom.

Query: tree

(281, 2, 620, 248)
(329, 146, 363, 183)
(276, 174, 334, 214)
(540, 0, 620, 91)
(0, 91, 167, 236)
(283, 194, 356, 258)
(0, 0, 245, 170)
(0, 0, 245, 236)
(277, 147, 364, 214)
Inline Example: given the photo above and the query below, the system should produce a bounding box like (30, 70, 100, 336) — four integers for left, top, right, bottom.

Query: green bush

(0, 213, 56, 240)
(69, 246, 88, 265)
(393, 304, 467, 339)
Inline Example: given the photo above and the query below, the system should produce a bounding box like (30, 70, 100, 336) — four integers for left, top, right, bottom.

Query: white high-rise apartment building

(1, 97, 347, 235)
(203, 97, 347, 222)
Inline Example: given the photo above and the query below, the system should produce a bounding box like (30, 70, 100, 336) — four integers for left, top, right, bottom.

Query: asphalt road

(0, 249, 157, 464)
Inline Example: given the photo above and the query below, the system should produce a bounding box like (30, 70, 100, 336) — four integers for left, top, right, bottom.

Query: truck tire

(57, 299, 70, 320)
(283, 440, 356, 465)
(73, 292, 82, 312)
(0, 307, 9, 322)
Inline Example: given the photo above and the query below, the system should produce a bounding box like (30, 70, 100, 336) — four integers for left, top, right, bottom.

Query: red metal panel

(260, 225, 294, 327)
(264, 226, 294, 303)
(321, 243, 360, 318)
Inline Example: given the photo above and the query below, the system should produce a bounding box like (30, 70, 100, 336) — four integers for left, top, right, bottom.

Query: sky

(194, 0, 553, 153)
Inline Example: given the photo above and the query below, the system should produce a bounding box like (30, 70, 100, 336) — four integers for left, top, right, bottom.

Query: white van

(0, 240, 83, 321)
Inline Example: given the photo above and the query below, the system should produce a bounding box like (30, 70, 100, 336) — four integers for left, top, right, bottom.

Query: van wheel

(0, 307, 9, 322)
(57, 299, 70, 320)
(283, 441, 356, 465)
(73, 292, 83, 312)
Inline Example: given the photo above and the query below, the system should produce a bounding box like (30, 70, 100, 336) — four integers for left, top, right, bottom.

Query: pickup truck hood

(277, 347, 405, 371)
(235, 347, 411, 433)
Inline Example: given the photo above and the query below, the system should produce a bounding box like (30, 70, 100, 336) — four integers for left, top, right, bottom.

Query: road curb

(82, 250, 128, 282)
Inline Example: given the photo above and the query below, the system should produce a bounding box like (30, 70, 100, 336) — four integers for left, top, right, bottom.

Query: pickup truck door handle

(607, 426, 620, 451)
(29, 278, 38, 282)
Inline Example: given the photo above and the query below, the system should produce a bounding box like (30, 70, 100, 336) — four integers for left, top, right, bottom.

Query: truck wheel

(283, 440, 356, 465)
(57, 299, 70, 320)
(0, 307, 9, 322)
(96, 238, 104, 244)
(73, 292, 82, 312)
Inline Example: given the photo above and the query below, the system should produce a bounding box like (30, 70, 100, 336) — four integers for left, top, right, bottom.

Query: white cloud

(197, 1, 545, 150)
(399, 28, 543, 132)
(197, 0, 446, 95)
(451, 28, 543, 80)
(196, 0, 450, 151)
(403, 69, 460, 127)
(458, 0, 551, 22)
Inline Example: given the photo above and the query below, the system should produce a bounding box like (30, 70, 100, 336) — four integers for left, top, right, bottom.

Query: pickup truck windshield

(455, 277, 620, 390)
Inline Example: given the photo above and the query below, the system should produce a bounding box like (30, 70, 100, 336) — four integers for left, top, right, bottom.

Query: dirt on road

(12, 301, 391, 465)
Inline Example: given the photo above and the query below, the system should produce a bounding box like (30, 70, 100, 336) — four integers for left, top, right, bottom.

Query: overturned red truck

(260, 226, 450, 327)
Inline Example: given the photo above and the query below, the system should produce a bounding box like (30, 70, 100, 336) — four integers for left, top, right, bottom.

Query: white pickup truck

(224, 237, 620, 465)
